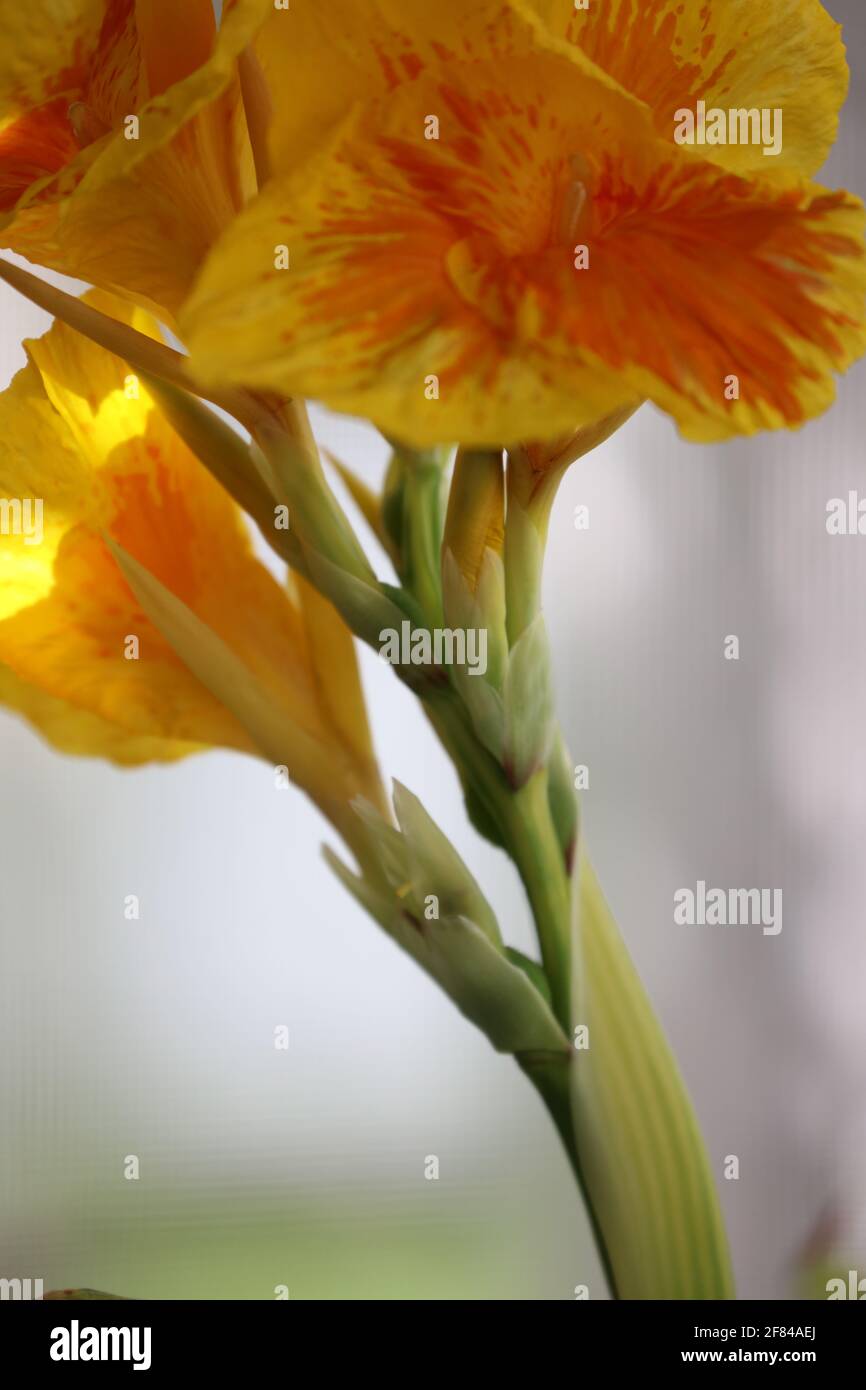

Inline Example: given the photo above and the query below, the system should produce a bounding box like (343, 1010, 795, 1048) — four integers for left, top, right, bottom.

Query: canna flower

(181, 0, 866, 447)
(0, 291, 385, 837)
(0, 0, 271, 320)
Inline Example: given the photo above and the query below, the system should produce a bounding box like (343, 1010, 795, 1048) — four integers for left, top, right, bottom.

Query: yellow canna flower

(0, 291, 385, 835)
(181, 0, 866, 447)
(0, 0, 271, 320)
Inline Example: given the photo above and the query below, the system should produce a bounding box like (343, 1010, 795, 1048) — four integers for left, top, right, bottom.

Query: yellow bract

(180, 0, 865, 448)
(0, 292, 384, 824)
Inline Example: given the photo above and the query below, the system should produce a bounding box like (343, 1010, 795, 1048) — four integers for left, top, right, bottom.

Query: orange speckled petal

(527, 0, 849, 177)
(184, 49, 865, 446)
(0, 0, 271, 318)
(255, 0, 642, 174)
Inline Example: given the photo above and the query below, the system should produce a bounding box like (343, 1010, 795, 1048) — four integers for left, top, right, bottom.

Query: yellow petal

(588, 165, 866, 442)
(182, 55, 637, 446)
(135, 0, 216, 99)
(0, 659, 200, 764)
(0, 293, 364, 774)
(0, 348, 253, 753)
(0, 0, 272, 318)
(183, 42, 865, 446)
(254, 0, 569, 175)
(0, 2, 107, 121)
(527, 0, 849, 178)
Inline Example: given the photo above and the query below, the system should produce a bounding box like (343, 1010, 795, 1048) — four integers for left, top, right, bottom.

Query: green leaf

(570, 856, 735, 1299)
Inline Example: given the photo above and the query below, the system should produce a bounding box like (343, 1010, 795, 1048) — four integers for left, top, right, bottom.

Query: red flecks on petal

(437, 84, 484, 137)
(84, 0, 141, 127)
(0, 99, 80, 212)
(399, 53, 424, 81)
(372, 41, 400, 90)
(431, 41, 456, 64)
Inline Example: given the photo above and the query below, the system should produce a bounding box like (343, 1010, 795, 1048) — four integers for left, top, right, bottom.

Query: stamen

(553, 153, 592, 244)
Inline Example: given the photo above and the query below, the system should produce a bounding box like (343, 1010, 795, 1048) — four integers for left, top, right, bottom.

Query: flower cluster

(1, 0, 861, 1301)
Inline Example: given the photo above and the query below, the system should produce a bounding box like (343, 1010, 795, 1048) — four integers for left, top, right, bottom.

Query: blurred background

(1, 1, 865, 1300)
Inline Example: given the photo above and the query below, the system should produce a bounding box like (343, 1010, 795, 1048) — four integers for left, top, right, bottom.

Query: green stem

(401, 459, 447, 629)
(519, 1051, 620, 1300)
(423, 688, 572, 1033)
(498, 771, 573, 1032)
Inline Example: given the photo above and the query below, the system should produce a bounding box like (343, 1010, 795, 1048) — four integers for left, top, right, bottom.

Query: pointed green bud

(443, 448, 504, 594)
(502, 614, 556, 788)
(324, 828, 569, 1058)
(441, 547, 508, 762)
(503, 496, 545, 647)
(547, 732, 579, 873)
(442, 546, 508, 691)
(302, 549, 407, 651)
(351, 797, 411, 891)
(392, 781, 501, 946)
